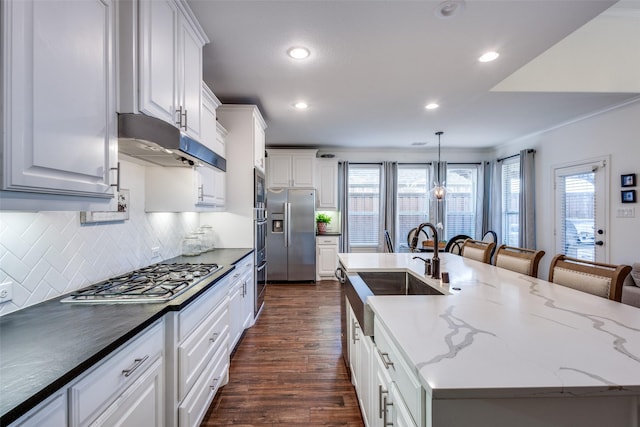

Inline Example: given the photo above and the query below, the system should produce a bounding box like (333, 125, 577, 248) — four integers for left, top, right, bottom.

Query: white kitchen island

(338, 252, 640, 427)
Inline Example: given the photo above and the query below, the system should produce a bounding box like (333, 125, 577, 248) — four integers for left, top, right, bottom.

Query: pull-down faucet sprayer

(409, 222, 440, 279)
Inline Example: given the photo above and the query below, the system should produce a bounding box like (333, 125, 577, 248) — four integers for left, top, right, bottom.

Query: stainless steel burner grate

(61, 263, 222, 303)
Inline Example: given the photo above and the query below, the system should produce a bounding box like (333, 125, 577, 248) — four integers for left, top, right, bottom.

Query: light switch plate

(0, 281, 13, 303)
(616, 207, 635, 218)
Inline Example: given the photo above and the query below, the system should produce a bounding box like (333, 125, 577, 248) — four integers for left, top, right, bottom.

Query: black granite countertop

(0, 248, 253, 425)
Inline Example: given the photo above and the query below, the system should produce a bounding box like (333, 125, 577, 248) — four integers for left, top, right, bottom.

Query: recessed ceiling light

(478, 51, 500, 62)
(425, 103, 439, 110)
(287, 47, 310, 60)
(294, 102, 308, 110)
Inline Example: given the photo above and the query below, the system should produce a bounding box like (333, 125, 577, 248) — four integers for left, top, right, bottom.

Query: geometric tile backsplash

(0, 160, 201, 315)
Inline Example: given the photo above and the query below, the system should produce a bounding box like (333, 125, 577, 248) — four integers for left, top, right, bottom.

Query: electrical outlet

(0, 281, 13, 304)
(151, 247, 161, 259)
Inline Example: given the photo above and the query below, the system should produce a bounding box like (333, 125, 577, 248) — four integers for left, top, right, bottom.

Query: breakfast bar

(338, 252, 640, 427)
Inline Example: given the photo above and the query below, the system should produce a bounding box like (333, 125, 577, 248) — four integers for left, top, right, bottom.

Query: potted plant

(316, 213, 332, 234)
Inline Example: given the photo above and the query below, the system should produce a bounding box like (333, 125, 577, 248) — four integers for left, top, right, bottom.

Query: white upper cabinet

(315, 158, 338, 209)
(145, 166, 224, 212)
(1, 0, 117, 199)
(266, 149, 317, 188)
(254, 119, 266, 172)
(120, 0, 208, 140)
(201, 83, 224, 156)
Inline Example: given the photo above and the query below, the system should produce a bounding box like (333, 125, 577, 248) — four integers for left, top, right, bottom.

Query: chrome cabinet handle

(183, 109, 188, 130)
(198, 185, 204, 201)
(352, 321, 360, 343)
(209, 332, 219, 343)
(378, 384, 389, 419)
(378, 349, 394, 369)
(175, 106, 183, 127)
(209, 378, 219, 390)
(383, 395, 393, 426)
(122, 355, 149, 377)
(110, 162, 120, 192)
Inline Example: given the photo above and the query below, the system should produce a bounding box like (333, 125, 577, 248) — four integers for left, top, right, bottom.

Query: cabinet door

(200, 90, 218, 153)
(357, 330, 372, 427)
(90, 357, 164, 427)
(195, 167, 217, 207)
(241, 269, 255, 329)
(316, 160, 338, 209)
(228, 275, 244, 350)
(2, 0, 117, 197)
(213, 169, 226, 207)
(317, 244, 339, 277)
(138, 0, 178, 125)
(267, 155, 292, 188)
(12, 391, 66, 427)
(254, 118, 266, 172)
(179, 16, 203, 139)
(291, 155, 315, 187)
(391, 384, 418, 427)
(371, 349, 393, 427)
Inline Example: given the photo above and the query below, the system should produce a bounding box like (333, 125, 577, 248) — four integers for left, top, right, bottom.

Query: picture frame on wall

(621, 189, 636, 204)
(621, 173, 636, 187)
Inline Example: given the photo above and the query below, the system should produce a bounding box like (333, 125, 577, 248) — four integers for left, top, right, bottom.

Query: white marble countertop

(338, 252, 640, 399)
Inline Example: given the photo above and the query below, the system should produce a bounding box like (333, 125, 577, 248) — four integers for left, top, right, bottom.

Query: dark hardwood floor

(201, 281, 364, 426)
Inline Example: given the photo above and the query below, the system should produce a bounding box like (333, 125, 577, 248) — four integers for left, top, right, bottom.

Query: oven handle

(256, 261, 267, 272)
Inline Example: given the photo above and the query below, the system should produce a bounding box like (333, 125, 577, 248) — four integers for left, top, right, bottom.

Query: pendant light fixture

(431, 131, 447, 201)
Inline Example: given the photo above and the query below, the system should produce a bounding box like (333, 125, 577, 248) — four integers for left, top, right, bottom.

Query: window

(348, 164, 382, 248)
(501, 158, 520, 246)
(445, 165, 478, 240)
(396, 165, 430, 251)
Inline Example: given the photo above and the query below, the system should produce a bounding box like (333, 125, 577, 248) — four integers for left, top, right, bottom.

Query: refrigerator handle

(285, 202, 291, 247)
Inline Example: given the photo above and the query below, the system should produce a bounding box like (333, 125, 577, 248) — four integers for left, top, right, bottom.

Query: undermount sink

(343, 271, 444, 337)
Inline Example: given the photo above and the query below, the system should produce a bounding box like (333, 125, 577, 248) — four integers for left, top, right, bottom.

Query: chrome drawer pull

(122, 355, 149, 377)
(210, 332, 219, 343)
(383, 396, 393, 426)
(209, 378, 219, 390)
(352, 321, 360, 343)
(378, 384, 389, 419)
(378, 350, 394, 369)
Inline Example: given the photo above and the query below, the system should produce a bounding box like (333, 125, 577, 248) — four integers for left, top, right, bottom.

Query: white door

(554, 157, 608, 262)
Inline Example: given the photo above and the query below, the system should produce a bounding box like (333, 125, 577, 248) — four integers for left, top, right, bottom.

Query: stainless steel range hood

(117, 113, 226, 171)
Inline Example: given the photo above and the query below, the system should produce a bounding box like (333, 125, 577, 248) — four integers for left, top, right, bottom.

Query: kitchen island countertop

(0, 248, 253, 425)
(339, 252, 640, 399)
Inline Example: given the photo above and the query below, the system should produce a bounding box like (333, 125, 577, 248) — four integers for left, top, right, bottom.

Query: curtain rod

(497, 149, 535, 163)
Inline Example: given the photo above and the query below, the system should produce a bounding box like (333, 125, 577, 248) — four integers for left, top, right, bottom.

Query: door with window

(554, 158, 608, 262)
(348, 165, 383, 252)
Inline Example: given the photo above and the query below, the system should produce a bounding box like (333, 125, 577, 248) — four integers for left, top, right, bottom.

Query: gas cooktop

(61, 263, 222, 304)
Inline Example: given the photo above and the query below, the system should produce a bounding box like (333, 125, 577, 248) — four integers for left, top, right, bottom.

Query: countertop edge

(0, 248, 253, 425)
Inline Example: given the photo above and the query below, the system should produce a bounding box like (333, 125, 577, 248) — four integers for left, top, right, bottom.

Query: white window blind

(445, 165, 478, 240)
(501, 158, 520, 246)
(396, 165, 430, 251)
(557, 172, 596, 261)
(348, 165, 382, 247)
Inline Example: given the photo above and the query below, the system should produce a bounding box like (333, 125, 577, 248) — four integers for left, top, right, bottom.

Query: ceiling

(188, 0, 640, 150)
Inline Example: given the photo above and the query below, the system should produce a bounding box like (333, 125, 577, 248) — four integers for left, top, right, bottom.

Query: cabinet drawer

(178, 338, 229, 427)
(178, 278, 229, 341)
(69, 321, 164, 426)
(317, 236, 338, 245)
(374, 317, 424, 426)
(178, 301, 229, 401)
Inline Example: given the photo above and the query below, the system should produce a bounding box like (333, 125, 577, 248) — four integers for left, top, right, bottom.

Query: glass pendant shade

(431, 131, 447, 201)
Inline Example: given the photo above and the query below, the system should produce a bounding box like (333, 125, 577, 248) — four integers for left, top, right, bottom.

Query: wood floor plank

(201, 282, 364, 426)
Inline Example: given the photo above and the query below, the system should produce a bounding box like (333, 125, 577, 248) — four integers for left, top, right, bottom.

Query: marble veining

(416, 305, 496, 368)
(340, 252, 640, 399)
(527, 279, 640, 364)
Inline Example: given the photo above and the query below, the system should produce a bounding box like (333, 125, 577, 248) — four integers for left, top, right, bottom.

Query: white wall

(0, 160, 199, 315)
(495, 99, 640, 275)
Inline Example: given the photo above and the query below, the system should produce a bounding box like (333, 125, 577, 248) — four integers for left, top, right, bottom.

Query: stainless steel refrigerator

(266, 188, 316, 282)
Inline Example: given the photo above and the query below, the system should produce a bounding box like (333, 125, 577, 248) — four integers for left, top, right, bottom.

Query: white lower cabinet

(166, 277, 231, 427)
(347, 300, 424, 427)
(228, 271, 244, 350)
(11, 391, 66, 427)
(69, 320, 165, 427)
(316, 236, 339, 281)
